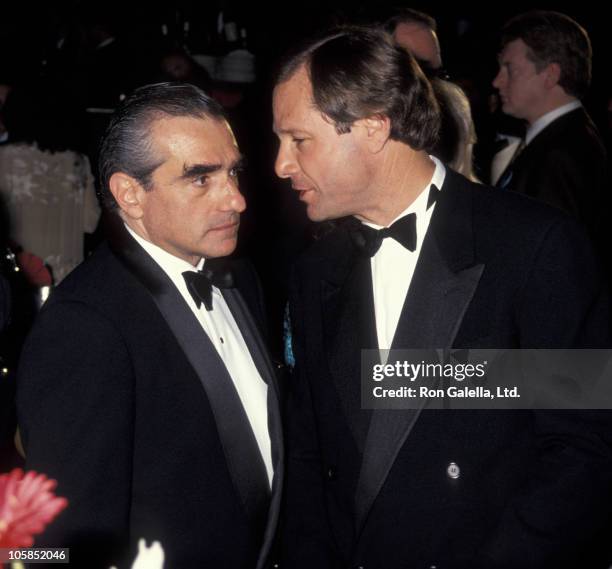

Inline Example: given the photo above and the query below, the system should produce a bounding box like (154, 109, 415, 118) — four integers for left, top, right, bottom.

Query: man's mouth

(292, 183, 313, 197)
(211, 220, 239, 232)
(297, 188, 314, 201)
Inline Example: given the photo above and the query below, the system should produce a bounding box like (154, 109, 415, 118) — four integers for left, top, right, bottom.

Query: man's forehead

(395, 23, 439, 52)
(147, 115, 240, 169)
(273, 67, 314, 128)
(499, 39, 528, 60)
(150, 113, 227, 134)
(149, 115, 235, 147)
(275, 67, 311, 100)
(395, 21, 434, 39)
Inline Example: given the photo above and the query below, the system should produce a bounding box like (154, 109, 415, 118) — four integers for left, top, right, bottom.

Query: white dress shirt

(365, 156, 446, 350)
(125, 224, 273, 487)
(526, 100, 582, 145)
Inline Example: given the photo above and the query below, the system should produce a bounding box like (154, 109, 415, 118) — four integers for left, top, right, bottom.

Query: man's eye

(194, 175, 208, 186)
(229, 166, 244, 178)
(293, 137, 305, 146)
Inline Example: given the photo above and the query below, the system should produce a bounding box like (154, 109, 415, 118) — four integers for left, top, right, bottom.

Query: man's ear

(544, 62, 562, 89)
(355, 114, 391, 153)
(109, 172, 146, 220)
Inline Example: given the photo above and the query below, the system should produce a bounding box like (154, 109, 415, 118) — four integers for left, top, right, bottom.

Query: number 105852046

(0, 548, 69, 563)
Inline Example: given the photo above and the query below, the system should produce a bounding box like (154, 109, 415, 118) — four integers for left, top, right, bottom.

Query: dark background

(1, 1, 610, 341)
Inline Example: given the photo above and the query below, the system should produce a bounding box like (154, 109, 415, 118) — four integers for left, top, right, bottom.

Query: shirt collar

(124, 223, 205, 282)
(364, 155, 446, 229)
(526, 100, 582, 145)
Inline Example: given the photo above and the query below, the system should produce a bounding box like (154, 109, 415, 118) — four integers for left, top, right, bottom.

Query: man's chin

(305, 208, 327, 223)
(201, 238, 239, 260)
(501, 102, 519, 118)
(306, 203, 349, 223)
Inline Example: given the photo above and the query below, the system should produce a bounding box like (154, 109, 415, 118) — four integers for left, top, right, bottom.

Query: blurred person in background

(385, 10, 479, 180)
(431, 77, 480, 181)
(385, 8, 442, 71)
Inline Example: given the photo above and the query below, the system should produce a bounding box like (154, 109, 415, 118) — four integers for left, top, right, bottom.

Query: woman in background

(430, 77, 480, 182)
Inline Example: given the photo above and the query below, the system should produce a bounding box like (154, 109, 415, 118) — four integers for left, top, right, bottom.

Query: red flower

(15, 251, 53, 287)
(0, 469, 68, 548)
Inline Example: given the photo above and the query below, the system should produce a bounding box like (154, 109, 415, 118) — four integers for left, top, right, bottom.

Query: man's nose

(222, 180, 246, 213)
(492, 69, 504, 89)
(275, 143, 297, 179)
(231, 191, 246, 213)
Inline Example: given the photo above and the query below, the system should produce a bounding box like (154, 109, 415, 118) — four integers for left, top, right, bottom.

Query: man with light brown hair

(274, 25, 612, 569)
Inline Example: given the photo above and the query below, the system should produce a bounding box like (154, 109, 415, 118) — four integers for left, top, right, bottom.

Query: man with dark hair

(17, 82, 283, 569)
(384, 8, 442, 71)
(493, 11, 608, 258)
(273, 26, 612, 568)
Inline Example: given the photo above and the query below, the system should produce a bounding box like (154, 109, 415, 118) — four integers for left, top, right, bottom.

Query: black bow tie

(349, 184, 440, 257)
(350, 213, 417, 257)
(427, 183, 440, 210)
(182, 265, 234, 311)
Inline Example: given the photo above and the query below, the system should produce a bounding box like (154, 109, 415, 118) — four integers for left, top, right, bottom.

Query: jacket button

(447, 462, 460, 479)
(327, 467, 336, 480)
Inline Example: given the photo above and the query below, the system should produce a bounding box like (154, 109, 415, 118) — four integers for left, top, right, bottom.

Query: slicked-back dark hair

(97, 82, 226, 210)
(500, 11, 592, 99)
(276, 26, 440, 151)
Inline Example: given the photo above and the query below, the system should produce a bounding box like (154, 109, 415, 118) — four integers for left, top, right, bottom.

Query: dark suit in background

(501, 108, 609, 264)
(492, 11, 611, 282)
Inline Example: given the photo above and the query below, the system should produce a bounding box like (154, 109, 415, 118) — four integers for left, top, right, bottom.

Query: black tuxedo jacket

(282, 169, 612, 569)
(17, 228, 284, 569)
(500, 108, 609, 257)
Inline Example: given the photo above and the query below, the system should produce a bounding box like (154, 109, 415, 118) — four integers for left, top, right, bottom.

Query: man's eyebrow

(273, 127, 309, 136)
(181, 163, 221, 179)
(180, 156, 246, 179)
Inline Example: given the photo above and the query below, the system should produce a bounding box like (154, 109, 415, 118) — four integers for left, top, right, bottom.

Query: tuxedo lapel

(354, 171, 485, 535)
(221, 287, 285, 569)
(109, 228, 271, 532)
(322, 244, 377, 453)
